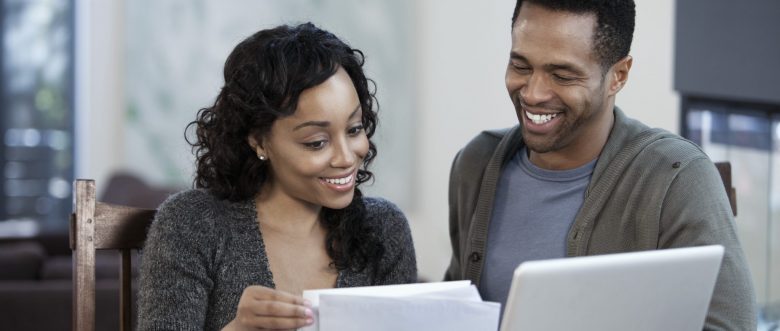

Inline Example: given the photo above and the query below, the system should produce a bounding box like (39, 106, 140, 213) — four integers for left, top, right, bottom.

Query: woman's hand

(222, 286, 314, 331)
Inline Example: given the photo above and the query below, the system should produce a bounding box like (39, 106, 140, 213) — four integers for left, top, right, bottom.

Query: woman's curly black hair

(185, 22, 384, 272)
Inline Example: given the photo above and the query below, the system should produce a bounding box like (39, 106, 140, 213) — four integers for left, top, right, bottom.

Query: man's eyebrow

(509, 52, 528, 62)
(543, 63, 586, 76)
(510, 52, 586, 76)
(292, 104, 362, 131)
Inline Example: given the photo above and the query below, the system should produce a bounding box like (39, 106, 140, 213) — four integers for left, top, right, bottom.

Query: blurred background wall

(78, 0, 678, 282)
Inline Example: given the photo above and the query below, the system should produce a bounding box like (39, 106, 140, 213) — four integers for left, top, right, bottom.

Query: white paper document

(300, 281, 500, 331)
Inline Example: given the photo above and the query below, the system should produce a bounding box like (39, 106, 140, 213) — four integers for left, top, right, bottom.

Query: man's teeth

(526, 111, 558, 124)
(324, 175, 353, 185)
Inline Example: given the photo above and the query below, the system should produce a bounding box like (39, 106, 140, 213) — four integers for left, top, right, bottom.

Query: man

(444, 1, 756, 330)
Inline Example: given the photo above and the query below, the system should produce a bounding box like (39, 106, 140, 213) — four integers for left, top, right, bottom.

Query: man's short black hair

(512, 0, 635, 70)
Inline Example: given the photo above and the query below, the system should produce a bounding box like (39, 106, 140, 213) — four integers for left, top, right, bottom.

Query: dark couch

(0, 235, 139, 330)
(0, 172, 179, 331)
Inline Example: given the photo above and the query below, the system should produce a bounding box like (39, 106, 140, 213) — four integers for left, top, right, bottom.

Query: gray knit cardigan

(138, 189, 417, 331)
(445, 108, 756, 330)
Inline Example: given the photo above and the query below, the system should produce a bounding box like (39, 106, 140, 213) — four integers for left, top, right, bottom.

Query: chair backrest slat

(71, 179, 156, 331)
(714, 161, 737, 217)
(72, 180, 97, 331)
(94, 202, 155, 249)
(120, 249, 133, 331)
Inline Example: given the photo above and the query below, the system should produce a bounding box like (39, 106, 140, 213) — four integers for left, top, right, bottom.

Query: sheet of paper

(417, 284, 483, 301)
(302, 280, 472, 306)
(300, 281, 498, 331)
(318, 294, 500, 331)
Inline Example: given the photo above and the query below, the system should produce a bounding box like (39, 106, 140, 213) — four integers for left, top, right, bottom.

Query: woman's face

(249, 67, 369, 210)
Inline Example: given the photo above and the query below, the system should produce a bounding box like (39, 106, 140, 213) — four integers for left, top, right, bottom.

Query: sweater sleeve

(137, 190, 218, 331)
(659, 157, 757, 331)
(366, 198, 418, 285)
(444, 150, 464, 281)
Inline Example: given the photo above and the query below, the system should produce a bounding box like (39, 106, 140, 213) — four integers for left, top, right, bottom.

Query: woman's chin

(322, 192, 355, 210)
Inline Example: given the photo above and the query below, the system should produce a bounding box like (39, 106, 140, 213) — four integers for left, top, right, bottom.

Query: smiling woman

(248, 68, 369, 211)
(137, 23, 417, 331)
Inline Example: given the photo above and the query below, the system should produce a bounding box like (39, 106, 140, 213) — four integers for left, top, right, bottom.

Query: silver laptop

(499, 245, 724, 331)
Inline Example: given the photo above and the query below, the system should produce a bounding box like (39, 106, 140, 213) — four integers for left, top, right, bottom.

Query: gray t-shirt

(479, 146, 596, 308)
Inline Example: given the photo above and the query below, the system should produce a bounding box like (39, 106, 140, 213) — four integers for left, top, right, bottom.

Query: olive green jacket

(445, 108, 756, 331)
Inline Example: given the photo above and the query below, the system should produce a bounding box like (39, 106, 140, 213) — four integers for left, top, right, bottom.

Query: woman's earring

(258, 153, 267, 161)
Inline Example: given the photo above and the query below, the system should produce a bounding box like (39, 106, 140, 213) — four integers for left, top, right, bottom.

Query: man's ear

(608, 55, 632, 96)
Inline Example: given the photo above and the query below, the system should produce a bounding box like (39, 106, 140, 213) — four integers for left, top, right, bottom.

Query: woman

(138, 22, 417, 331)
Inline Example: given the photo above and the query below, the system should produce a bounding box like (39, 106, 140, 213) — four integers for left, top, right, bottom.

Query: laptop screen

(499, 245, 724, 331)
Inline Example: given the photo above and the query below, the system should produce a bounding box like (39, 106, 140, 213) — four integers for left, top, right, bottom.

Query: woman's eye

(303, 140, 326, 149)
(348, 125, 364, 135)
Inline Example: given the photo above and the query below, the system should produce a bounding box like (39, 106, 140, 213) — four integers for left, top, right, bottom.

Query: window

(682, 95, 780, 325)
(1, 0, 74, 234)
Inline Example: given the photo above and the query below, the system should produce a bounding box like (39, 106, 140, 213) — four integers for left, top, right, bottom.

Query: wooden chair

(70, 179, 156, 331)
(714, 161, 737, 217)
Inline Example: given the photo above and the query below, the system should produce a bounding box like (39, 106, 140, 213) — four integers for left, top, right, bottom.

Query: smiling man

(444, 1, 756, 330)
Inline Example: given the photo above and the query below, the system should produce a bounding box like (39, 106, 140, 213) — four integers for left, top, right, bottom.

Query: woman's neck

(254, 186, 322, 237)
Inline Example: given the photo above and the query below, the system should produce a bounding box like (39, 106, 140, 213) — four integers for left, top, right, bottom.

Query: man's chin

(526, 144, 555, 154)
(521, 132, 557, 154)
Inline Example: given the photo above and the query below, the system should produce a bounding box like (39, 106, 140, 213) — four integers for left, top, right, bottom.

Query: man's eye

(553, 74, 575, 82)
(512, 64, 531, 72)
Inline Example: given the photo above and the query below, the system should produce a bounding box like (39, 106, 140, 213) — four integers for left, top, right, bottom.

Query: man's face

(506, 2, 623, 167)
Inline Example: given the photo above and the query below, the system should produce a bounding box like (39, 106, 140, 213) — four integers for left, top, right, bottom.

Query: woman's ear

(247, 134, 269, 161)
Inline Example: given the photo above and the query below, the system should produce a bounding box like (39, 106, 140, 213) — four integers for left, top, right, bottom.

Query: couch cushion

(0, 279, 137, 331)
(39, 255, 71, 280)
(0, 241, 46, 280)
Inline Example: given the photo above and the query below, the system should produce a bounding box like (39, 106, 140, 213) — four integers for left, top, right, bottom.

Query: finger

(254, 300, 313, 318)
(246, 315, 313, 330)
(247, 286, 307, 305)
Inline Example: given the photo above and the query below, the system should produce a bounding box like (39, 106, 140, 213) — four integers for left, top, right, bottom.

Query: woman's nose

(330, 138, 356, 168)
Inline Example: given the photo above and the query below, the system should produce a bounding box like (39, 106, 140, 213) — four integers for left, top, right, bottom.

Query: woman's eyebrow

(293, 105, 361, 131)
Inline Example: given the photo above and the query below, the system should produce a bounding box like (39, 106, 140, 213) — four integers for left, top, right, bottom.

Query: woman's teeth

(324, 174, 353, 185)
